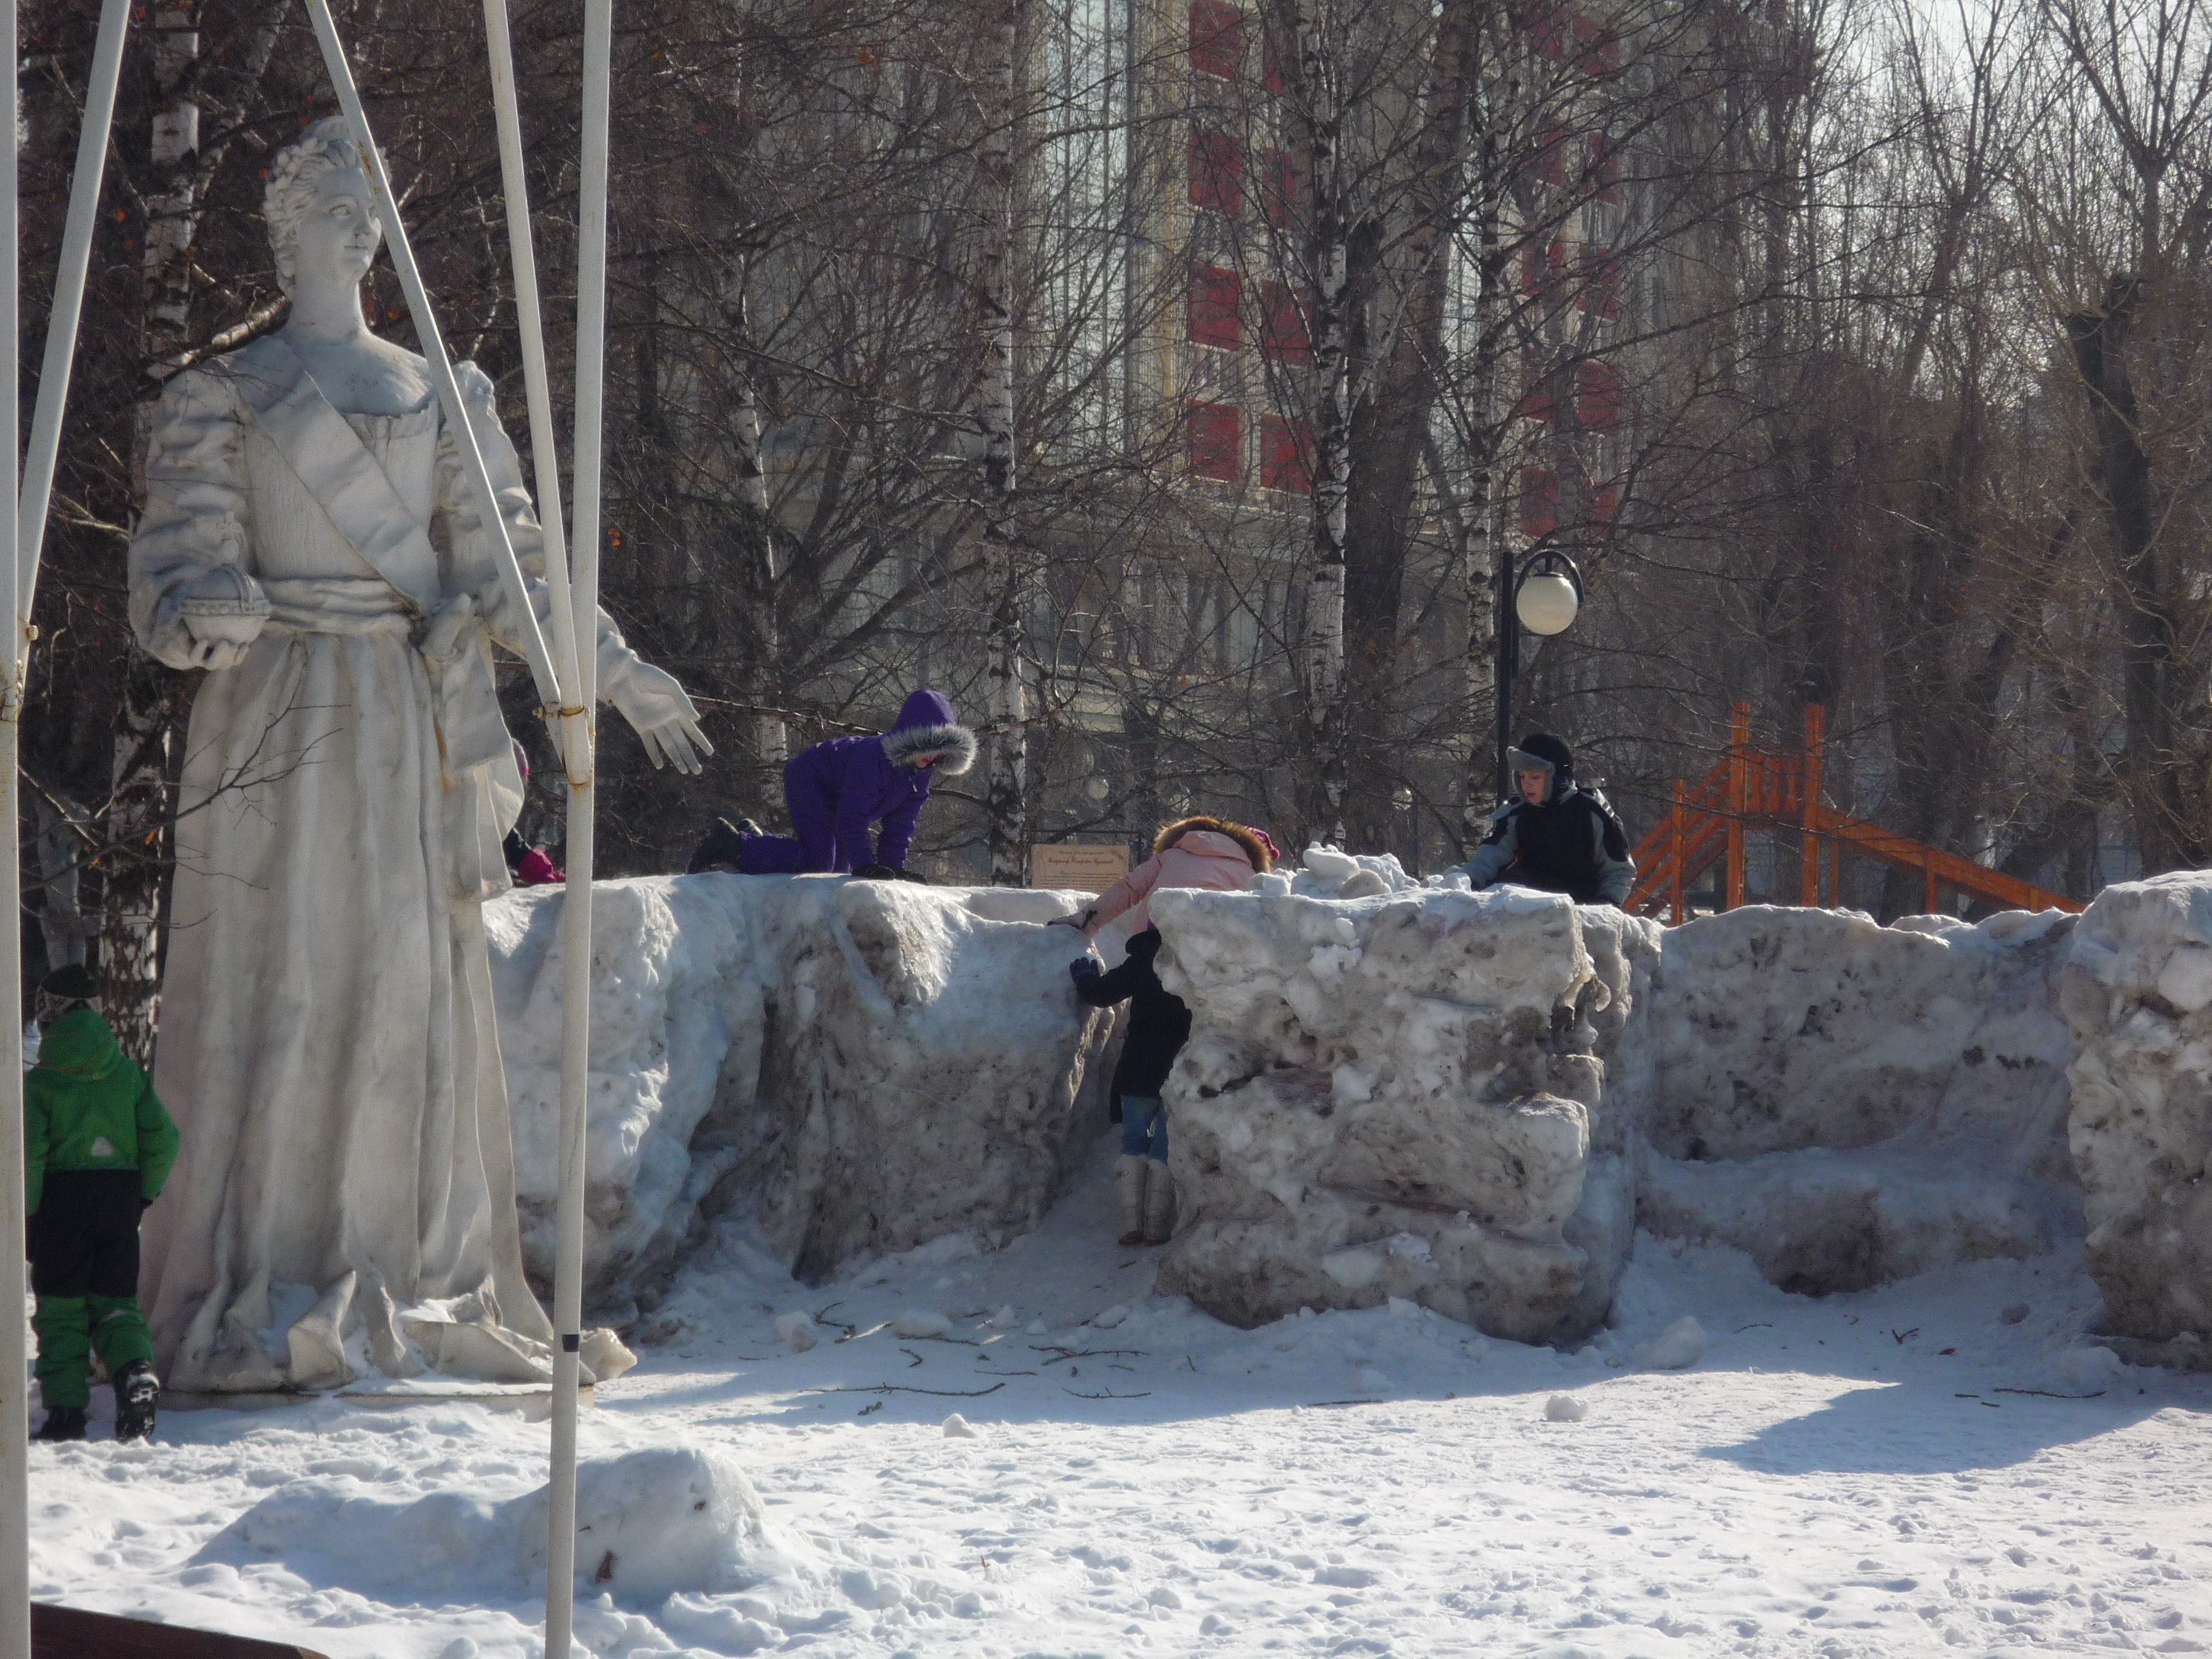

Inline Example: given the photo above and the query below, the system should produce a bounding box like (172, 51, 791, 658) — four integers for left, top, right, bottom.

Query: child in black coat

(1070, 928, 1191, 1246)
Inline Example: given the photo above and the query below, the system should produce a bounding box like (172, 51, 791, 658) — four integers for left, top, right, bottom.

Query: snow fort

(483, 865, 2212, 1361)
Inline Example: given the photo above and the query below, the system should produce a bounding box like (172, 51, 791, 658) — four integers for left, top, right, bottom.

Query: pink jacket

(1079, 830, 1259, 936)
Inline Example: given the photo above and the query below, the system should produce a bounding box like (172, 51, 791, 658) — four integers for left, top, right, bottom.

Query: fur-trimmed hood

(880, 689, 977, 775)
(1155, 814, 1273, 873)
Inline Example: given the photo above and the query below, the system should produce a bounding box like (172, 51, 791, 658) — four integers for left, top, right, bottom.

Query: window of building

(1260, 147, 1297, 229)
(1580, 247, 1620, 319)
(1259, 280, 1310, 366)
(1260, 412, 1312, 494)
(1519, 467, 1558, 538)
(1188, 401, 1241, 481)
(1188, 264, 1243, 349)
(1191, 0, 1245, 79)
(1189, 127, 1242, 215)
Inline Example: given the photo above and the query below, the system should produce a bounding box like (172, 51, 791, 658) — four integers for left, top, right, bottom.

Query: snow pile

(486, 877, 1115, 1312)
(202, 1446, 801, 1603)
(1149, 887, 1658, 1342)
(1640, 905, 2079, 1293)
(2062, 872, 2212, 1361)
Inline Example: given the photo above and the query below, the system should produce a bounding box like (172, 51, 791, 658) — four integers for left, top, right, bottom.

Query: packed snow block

(1642, 905, 2079, 1293)
(2062, 873, 2212, 1350)
(1148, 887, 1649, 1343)
(488, 877, 1115, 1305)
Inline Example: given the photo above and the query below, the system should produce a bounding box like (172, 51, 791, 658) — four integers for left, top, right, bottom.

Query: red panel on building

(1260, 147, 1297, 229)
(1189, 127, 1242, 215)
(1260, 413, 1312, 494)
(1530, 5, 1569, 59)
(1519, 467, 1558, 538)
(1188, 264, 1243, 349)
(1577, 360, 1619, 430)
(1260, 280, 1310, 366)
(1574, 16, 1617, 75)
(1188, 401, 1241, 481)
(1191, 0, 1245, 79)
(1262, 27, 1291, 93)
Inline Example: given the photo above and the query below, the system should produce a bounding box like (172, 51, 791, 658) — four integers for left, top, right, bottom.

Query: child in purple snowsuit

(695, 689, 977, 877)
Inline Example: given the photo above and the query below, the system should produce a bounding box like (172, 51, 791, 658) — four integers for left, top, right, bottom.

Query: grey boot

(1116, 1156, 1148, 1247)
(1142, 1158, 1175, 1244)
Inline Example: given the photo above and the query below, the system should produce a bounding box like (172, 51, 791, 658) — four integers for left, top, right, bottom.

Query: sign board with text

(1031, 843, 1131, 894)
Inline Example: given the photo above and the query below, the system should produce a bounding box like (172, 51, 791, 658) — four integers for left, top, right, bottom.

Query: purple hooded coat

(740, 689, 978, 874)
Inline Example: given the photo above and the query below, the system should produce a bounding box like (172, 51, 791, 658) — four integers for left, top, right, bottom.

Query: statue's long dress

(130, 340, 563, 1392)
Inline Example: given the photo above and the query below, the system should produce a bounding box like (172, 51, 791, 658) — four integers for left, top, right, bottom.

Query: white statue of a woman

(130, 117, 709, 1392)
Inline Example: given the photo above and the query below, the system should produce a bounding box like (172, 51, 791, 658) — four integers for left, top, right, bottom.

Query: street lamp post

(1493, 545, 1584, 800)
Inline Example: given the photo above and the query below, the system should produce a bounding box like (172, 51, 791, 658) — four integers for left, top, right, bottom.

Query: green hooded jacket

(24, 1006, 178, 1215)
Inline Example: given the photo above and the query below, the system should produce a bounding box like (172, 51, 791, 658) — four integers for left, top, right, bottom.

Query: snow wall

(486, 877, 1117, 1315)
(484, 865, 2212, 1352)
(2063, 873, 2212, 1363)
(1148, 888, 1659, 1345)
(1639, 905, 2081, 1294)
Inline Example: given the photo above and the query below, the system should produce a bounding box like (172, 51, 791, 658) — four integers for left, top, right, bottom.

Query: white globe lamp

(1515, 570, 1580, 637)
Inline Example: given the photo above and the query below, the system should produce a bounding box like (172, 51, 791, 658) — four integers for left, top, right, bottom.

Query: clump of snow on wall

(1150, 887, 1658, 1343)
(1640, 905, 2079, 1294)
(2062, 873, 2212, 1359)
(1274, 843, 1422, 900)
(486, 879, 1116, 1313)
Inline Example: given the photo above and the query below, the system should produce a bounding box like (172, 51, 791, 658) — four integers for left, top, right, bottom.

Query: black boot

(34, 1406, 87, 1443)
(685, 817, 757, 874)
(115, 1362, 159, 1443)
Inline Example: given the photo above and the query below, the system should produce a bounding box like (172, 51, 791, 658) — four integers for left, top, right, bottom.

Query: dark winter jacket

(1463, 788, 1634, 905)
(1069, 928, 1192, 1108)
(785, 689, 978, 872)
(25, 1007, 179, 1215)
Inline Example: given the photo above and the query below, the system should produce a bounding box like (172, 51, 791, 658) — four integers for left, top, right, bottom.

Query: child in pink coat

(1047, 816, 1273, 937)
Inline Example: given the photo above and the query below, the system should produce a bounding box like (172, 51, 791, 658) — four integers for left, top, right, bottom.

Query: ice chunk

(942, 1413, 980, 1439)
(1545, 1393, 1589, 1422)
(773, 1310, 817, 1353)
(891, 1309, 953, 1339)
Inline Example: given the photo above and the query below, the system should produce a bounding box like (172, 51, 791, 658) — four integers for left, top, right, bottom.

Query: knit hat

(39, 964, 98, 1002)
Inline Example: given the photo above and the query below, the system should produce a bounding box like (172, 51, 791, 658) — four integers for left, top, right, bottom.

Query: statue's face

(292, 166, 383, 293)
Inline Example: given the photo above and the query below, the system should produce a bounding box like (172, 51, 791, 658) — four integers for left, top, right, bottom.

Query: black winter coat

(1069, 927, 1191, 1111)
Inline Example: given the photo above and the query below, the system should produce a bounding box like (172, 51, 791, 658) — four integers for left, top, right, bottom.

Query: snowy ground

(30, 1135, 2212, 1659)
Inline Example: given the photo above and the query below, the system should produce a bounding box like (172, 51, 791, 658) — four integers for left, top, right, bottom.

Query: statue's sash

(230, 335, 523, 896)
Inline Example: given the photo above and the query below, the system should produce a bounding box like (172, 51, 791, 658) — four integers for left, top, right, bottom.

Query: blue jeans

(1121, 1094, 1167, 1161)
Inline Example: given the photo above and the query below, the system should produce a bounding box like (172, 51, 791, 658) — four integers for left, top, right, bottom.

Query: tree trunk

(977, 0, 1028, 885)
(2066, 276, 2192, 872)
(1342, 0, 1482, 852)
(1299, 0, 1350, 846)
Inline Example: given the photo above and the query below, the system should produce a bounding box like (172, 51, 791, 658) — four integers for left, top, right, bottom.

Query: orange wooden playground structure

(1623, 705, 2082, 924)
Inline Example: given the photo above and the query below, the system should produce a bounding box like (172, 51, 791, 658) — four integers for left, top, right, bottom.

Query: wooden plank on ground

(32, 1603, 332, 1659)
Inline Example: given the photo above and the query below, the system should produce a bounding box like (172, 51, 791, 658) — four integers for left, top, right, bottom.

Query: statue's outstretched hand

(185, 635, 253, 673)
(612, 663, 713, 774)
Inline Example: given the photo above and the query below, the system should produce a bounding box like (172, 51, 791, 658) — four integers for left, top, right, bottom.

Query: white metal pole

(0, 0, 27, 1637)
(299, 0, 568, 714)
(480, 0, 586, 737)
(544, 0, 611, 1649)
(15, 0, 129, 633)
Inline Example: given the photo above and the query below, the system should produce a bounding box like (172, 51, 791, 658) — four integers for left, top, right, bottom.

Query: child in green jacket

(26, 965, 179, 1442)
